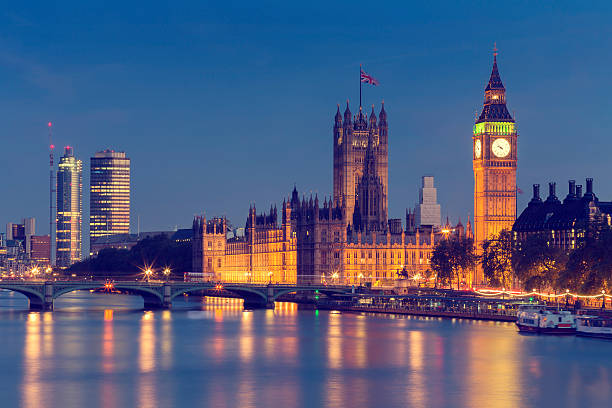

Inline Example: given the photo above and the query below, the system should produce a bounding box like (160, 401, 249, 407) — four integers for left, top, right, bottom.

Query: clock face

(474, 139, 482, 159)
(492, 138, 511, 158)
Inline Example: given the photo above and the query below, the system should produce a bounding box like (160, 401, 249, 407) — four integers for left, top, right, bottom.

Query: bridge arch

(0, 284, 45, 308)
(53, 283, 164, 308)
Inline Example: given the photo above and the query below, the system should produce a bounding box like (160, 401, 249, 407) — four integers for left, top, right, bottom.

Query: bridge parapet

(0, 280, 358, 310)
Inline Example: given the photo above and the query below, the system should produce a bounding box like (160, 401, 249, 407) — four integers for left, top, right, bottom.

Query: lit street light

(163, 267, 171, 281)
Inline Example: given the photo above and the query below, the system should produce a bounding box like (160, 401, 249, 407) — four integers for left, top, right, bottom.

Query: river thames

(0, 290, 610, 408)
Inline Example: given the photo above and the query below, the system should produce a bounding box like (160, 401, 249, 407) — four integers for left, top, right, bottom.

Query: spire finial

(493, 42, 498, 59)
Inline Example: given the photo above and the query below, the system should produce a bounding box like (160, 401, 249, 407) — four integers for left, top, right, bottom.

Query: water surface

(0, 290, 610, 408)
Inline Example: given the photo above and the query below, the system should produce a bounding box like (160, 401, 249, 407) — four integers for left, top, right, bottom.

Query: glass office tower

(56, 146, 83, 267)
(89, 150, 131, 253)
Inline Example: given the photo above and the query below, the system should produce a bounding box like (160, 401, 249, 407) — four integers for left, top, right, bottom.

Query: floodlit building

(513, 179, 612, 250)
(56, 147, 83, 267)
(30, 235, 51, 264)
(89, 150, 131, 254)
(193, 103, 472, 286)
(473, 49, 518, 284)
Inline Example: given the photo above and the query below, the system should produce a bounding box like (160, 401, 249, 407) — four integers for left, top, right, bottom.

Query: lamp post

(602, 290, 606, 309)
(144, 268, 153, 282)
(268, 271, 273, 284)
(163, 267, 171, 282)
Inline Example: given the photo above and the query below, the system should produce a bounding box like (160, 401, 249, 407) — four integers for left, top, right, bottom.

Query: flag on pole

(360, 69, 379, 86)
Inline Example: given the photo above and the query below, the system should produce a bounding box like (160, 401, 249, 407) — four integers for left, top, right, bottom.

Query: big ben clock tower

(473, 47, 517, 284)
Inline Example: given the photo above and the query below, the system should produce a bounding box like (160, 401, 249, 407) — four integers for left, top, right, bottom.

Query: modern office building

(6, 218, 35, 257)
(30, 235, 51, 264)
(56, 146, 83, 267)
(89, 150, 131, 253)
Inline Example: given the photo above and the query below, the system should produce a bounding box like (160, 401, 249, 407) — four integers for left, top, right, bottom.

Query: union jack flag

(360, 69, 379, 86)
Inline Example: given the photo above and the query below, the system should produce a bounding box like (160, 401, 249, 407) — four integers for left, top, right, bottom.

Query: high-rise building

(333, 102, 388, 226)
(473, 48, 518, 284)
(30, 235, 51, 264)
(56, 146, 83, 267)
(415, 176, 441, 228)
(89, 150, 131, 252)
(7, 218, 35, 257)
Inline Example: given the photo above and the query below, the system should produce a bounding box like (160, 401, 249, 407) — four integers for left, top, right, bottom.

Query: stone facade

(192, 101, 472, 286)
(473, 51, 518, 284)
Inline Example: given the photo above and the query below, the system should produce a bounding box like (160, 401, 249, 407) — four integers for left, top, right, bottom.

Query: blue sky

(2, 1, 612, 245)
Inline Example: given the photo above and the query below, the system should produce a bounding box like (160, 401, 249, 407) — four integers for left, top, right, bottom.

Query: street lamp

(331, 272, 339, 284)
(268, 271, 273, 284)
(163, 267, 171, 281)
(144, 268, 153, 282)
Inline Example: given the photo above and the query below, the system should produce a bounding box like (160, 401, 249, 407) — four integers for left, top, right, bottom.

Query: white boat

(576, 315, 612, 339)
(516, 305, 576, 334)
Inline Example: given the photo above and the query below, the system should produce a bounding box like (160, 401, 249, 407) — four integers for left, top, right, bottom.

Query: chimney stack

(586, 178, 593, 194)
(529, 184, 542, 205)
(576, 185, 583, 198)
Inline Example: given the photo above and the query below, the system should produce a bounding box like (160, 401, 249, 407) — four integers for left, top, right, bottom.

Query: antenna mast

(48, 122, 56, 267)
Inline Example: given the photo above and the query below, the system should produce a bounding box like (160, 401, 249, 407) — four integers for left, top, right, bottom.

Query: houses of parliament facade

(194, 52, 515, 286)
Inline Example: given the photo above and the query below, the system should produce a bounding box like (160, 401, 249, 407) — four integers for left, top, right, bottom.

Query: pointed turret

(343, 100, 352, 125)
(379, 100, 387, 123)
(476, 46, 514, 123)
(335, 104, 342, 124)
(485, 52, 505, 92)
(369, 104, 377, 129)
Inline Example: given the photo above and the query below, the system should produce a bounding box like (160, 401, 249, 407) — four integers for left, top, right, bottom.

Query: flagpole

(359, 64, 362, 108)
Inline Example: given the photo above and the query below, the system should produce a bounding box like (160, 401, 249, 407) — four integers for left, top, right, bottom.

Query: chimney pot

(533, 184, 540, 200)
(549, 182, 556, 197)
(586, 178, 594, 194)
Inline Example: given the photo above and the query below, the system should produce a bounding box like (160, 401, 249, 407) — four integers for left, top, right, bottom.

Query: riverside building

(513, 179, 612, 250)
(473, 48, 518, 284)
(89, 150, 131, 254)
(56, 146, 83, 267)
(193, 102, 472, 286)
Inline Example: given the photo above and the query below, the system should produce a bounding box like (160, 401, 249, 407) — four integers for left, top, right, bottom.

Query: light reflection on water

(0, 290, 611, 407)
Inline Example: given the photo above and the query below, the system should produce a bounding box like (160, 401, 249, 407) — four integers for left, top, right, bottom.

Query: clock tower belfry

(473, 47, 518, 284)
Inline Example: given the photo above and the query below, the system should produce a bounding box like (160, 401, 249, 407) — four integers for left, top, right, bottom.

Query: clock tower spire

(472, 46, 518, 285)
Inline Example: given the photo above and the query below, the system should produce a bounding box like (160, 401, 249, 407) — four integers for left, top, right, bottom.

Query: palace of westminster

(193, 52, 518, 286)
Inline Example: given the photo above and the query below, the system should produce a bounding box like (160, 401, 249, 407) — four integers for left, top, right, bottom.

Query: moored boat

(516, 305, 576, 334)
(576, 315, 612, 339)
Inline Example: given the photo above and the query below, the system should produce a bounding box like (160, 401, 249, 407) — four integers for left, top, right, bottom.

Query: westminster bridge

(0, 280, 357, 311)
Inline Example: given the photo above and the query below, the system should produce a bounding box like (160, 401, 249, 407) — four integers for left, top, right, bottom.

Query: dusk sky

(2, 1, 612, 246)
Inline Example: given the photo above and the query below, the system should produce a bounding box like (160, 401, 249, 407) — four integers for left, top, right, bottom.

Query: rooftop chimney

(576, 185, 583, 198)
(583, 178, 597, 202)
(564, 180, 577, 203)
(586, 178, 593, 194)
(546, 182, 560, 204)
(529, 184, 542, 205)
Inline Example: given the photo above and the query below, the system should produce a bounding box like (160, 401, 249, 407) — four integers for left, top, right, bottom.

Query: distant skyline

(2, 2, 612, 246)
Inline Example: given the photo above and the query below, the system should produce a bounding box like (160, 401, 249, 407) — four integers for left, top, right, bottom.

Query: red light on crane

(48, 122, 52, 127)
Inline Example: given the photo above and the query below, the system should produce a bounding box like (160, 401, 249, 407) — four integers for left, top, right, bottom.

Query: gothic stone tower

(333, 102, 388, 226)
(353, 115, 387, 233)
(473, 49, 518, 284)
